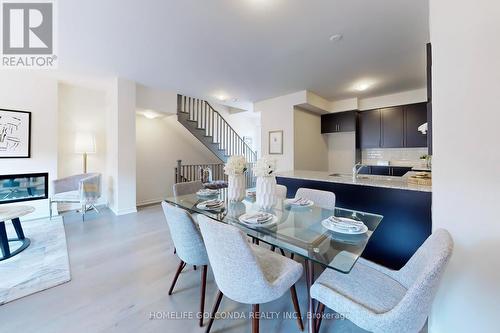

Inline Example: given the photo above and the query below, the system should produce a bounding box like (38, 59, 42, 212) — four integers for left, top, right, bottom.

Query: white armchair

(49, 173, 102, 220)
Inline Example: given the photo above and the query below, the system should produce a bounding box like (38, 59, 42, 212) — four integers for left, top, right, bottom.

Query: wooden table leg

(305, 259, 316, 333)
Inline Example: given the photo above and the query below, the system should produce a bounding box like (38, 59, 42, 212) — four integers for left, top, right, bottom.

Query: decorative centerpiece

(254, 157, 277, 210)
(224, 155, 247, 202)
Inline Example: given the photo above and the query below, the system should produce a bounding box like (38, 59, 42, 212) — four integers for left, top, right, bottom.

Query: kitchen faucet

(352, 163, 365, 180)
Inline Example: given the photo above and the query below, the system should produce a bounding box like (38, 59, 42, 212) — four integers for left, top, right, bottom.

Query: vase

(227, 201, 246, 218)
(228, 174, 246, 202)
(256, 176, 276, 210)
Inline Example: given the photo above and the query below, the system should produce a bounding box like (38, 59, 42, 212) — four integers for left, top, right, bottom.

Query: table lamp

(75, 132, 96, 173)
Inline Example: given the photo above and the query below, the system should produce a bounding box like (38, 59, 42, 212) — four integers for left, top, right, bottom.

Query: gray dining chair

(311, 229, 454, 333)
(197, 215, 304, 333)
(295, 188, 335, 210)
(276, 184, 287, 199)
(161, 201, 210, 327)
(173, 180, 204, 196)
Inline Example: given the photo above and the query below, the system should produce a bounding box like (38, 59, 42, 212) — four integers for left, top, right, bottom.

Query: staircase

(177, 94, 257, 163)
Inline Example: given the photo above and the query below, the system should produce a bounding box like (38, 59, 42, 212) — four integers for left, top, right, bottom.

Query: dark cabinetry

(321, 111, 357, 133)
(405, 103, 428, 147)
(381, 107, 404, 148)
(359, 103, 427, 149)
(359, 110, 381, 148)
(359, 166, 412, 176)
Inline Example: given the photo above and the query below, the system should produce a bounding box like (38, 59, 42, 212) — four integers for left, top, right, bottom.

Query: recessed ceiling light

(215, 94, 227, 102)
(329, 34, 343, 42)
(352, 80, 376, 92)
(355, 83, 371, 91)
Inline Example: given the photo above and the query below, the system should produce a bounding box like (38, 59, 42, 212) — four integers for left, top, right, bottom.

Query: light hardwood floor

(0, 205, 367, 333)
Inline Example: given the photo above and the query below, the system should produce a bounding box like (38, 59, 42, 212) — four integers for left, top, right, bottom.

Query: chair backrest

(197, 215, 270, 303)
(276, 184, 287, 199)
(161, 202, 208, 266)
(80, 173, 102, 201)
(173, 180, 204, 196)
(385, 229, 453, 333)
(296, 187, 335, 210)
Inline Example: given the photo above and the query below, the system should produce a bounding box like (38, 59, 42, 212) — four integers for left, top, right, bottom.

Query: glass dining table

(165, 189, 383, 333)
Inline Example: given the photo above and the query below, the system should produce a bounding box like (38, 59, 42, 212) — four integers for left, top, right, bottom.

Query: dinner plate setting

(238, 212, 278, 228)
(196, 199, 225, 211)
(196, 188, 219, 197)
(321, 216, 368, 235)
(284, 197, 314, 207)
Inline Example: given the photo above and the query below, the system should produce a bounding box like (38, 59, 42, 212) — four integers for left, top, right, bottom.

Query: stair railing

(177, 94, 257, 163)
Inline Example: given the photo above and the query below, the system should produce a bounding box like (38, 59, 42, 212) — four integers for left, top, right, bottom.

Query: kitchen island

(276, 170, 432, 270)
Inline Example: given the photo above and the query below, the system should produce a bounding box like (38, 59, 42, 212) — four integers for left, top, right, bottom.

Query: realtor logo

(1, 0, 57, 68)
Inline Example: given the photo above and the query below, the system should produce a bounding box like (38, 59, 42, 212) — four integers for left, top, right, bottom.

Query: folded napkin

(291, 197, 312, 206)
(202, 199, 223, 208)
(242, 212, 273, 224)
(328, 216, 364, 231)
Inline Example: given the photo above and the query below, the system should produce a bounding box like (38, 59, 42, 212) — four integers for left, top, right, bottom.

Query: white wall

(136, 114, 220, 205)
(0, 73, 58, 220)
(429, 1, 500, 333)
(106, 78, 137, 215)
(58, 83, 108, 206)
(327, 132, 356, 174)
(293, 107, 328, 171)
(255, 91, 306, 171)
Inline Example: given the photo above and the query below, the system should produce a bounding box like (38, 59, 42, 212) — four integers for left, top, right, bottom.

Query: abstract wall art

(0, 109, 31, 158)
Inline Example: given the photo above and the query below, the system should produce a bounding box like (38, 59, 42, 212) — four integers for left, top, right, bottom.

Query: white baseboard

(110, 207, 137, 216)
(136, 197, 165, 207)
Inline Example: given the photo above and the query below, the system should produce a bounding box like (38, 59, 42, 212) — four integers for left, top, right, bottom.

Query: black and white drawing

(0, 109, 31, 158)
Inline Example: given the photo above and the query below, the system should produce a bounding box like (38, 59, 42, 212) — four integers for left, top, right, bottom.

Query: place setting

(195, 199, 225, 212)
(284, 197, 314, 209)
(238, 211, 278, 228)
(196, 188, 219, 197)
(321, 215, 369, 244)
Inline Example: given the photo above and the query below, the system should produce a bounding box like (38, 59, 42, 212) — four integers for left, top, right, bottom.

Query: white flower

(224, 155, 247, 176)
(253, 157, 276, 177)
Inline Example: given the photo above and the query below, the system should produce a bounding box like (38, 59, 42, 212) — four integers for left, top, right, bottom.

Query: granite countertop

(276, 170, 432, 192)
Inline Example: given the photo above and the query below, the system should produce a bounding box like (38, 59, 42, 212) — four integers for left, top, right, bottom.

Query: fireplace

(0, 173, 48, 204)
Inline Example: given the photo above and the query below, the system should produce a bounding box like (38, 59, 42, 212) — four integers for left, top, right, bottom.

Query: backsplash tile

(362, 148, 428, 167)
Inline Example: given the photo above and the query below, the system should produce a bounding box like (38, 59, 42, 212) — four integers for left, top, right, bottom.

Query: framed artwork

(0, 109, 31, 158)
(268, 130, 283, 155)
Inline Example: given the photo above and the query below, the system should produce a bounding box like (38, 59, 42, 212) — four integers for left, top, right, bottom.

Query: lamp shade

(75, 132, 96, 154)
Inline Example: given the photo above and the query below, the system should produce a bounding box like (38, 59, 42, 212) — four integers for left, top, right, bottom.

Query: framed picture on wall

(0, 109, 31, 158)
(268, 130, 283, 155)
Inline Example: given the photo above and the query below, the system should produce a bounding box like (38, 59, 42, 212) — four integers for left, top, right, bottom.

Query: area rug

(0, 216, 71, 305)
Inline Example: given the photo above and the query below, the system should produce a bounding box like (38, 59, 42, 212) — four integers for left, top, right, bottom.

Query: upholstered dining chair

(197, 215, 304, 333)
(311, 229, 454, 333)
(161, 201, 210, 327)
(173, 180, 204, 196)
(49, 173, 101, 221)
(295, 188, 335, 210)
(276, 184, 288, 199)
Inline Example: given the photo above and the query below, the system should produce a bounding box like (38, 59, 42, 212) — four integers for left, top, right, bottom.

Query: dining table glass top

(164, 189, 383, 274)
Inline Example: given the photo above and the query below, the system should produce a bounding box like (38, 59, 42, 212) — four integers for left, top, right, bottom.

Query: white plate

(196, 200, 224, 211)
(238, 213, 278, 228)
(284, 198, 314, 208)
(321, 218, 368, 235)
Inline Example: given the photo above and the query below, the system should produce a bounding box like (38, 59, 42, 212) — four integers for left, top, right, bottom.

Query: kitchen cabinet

(381, 107, 404, 148)
(359, 166, 412, 176)
(321, 111, 357, 133)
(359, 109, 381, 148)
(404, 103, 428, 147)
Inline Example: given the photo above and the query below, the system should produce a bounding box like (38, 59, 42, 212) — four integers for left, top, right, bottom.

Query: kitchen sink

(329, 173, 370, 180)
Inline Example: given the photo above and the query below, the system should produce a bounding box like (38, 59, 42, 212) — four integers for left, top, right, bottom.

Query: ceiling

(58, 0, 429, 104)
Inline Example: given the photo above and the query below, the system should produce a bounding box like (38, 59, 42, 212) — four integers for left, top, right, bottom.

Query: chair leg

(290, 285, 304, 331)
(270, 245, 276, 252)
(290, 253, 295, 260)
(194, 265, 197, 270)
(173, 247, 176, 254)
(252, 304, 260, 333)
(206, 290, 224, 333)
(280, 248, 286, 256)
(81, 204, 86, 221)
(168, 261, 186, 295)
(315, 302, 326, 333)
(199, 265, 207, 327)
(49, 200, 52, 219)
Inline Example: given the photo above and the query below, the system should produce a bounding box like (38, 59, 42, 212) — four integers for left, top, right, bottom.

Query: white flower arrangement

(224, 155, 247, 176)
(253, 157, 277, 177)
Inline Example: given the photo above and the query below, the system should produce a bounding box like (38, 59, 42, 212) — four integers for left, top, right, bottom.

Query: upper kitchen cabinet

(359, 109, 381, 148)
(381, 107, 404, 148)
(321, 111, 357, 133)
(404, 103, 428, 147)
